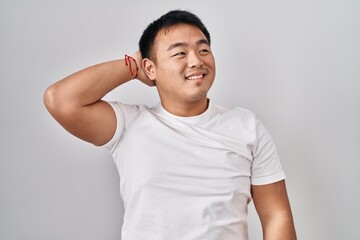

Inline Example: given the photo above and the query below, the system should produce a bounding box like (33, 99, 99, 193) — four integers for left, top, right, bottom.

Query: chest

(115, 116, 254, 192)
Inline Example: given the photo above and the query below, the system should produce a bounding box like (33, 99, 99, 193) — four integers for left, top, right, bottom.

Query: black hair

(139, 10, 211, 60)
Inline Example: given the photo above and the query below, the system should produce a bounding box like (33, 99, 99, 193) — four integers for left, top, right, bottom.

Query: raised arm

(43, 51, 153, 146)
(252, 180, 297, 240)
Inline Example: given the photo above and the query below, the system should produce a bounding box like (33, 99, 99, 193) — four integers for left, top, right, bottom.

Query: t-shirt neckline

(154, 99, 214, 125)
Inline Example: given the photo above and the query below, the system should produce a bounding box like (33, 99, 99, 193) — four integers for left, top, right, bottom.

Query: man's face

(150, 24, 216, 105)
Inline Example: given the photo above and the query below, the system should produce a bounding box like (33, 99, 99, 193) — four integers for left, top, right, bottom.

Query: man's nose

(187, 52, 203, 68)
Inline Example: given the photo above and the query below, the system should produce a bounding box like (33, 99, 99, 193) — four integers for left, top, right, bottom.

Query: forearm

(44, 59, 133, 110)
(43, 52, 152, 145)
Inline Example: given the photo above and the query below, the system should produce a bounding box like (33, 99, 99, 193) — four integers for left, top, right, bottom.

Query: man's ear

(142, 58, 156, 80)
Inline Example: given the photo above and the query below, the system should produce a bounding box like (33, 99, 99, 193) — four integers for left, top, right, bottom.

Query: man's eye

(200, 49, 209, 53)
(173, 52, 186, 56)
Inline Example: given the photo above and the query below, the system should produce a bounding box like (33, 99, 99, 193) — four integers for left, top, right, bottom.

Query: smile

(186, 74, 205, 80)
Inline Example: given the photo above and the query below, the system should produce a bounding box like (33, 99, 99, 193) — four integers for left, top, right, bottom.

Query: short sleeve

(250, 119, 286, 185)
(99, 102, 140, 153)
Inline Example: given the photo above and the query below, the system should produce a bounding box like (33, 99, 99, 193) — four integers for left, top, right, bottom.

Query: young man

(44, 10, 296, 240)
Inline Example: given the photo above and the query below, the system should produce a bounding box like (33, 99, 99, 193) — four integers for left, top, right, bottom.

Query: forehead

(153, 24, 207, 51)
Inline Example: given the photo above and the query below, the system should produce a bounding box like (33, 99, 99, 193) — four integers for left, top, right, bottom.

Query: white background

(1, 0, 359, 239)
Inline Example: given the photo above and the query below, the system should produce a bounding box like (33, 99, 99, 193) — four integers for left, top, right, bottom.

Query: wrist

(124, 54, 139, 79)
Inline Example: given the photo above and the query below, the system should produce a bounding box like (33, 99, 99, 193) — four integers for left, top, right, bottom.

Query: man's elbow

(43, 85, 58, 113)
(263, 213, 297, 240)
(43, 84, 71, 118)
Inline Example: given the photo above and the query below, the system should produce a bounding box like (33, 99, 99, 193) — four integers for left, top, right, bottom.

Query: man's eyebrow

(196, 39, 210, 46)
(167, 39, 210, 51)
(167, 42, 188, 51)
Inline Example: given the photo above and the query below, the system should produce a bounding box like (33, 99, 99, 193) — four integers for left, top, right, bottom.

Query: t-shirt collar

(154, 99, 214, 125)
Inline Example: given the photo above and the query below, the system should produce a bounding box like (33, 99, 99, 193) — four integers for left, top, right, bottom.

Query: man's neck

(161, 98, 209, 117)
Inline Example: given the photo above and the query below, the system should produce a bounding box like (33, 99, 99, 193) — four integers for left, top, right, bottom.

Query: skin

(252, 180, 297, 240)
(43, 23, 296, 239)
(142, 24, 216, 116)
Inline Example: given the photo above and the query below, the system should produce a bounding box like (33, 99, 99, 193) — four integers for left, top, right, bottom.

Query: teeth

(187, 74, 203, 80)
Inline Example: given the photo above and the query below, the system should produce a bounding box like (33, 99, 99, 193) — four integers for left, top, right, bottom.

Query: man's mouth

(185, 74, 206, 80)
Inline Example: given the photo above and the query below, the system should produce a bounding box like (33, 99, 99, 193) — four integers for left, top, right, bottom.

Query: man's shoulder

(109, 101, 154, 112)
(213, 102, 256, 120)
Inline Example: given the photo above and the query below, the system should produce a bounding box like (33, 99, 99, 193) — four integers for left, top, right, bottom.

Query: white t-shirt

(102, 100, 285, 240)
